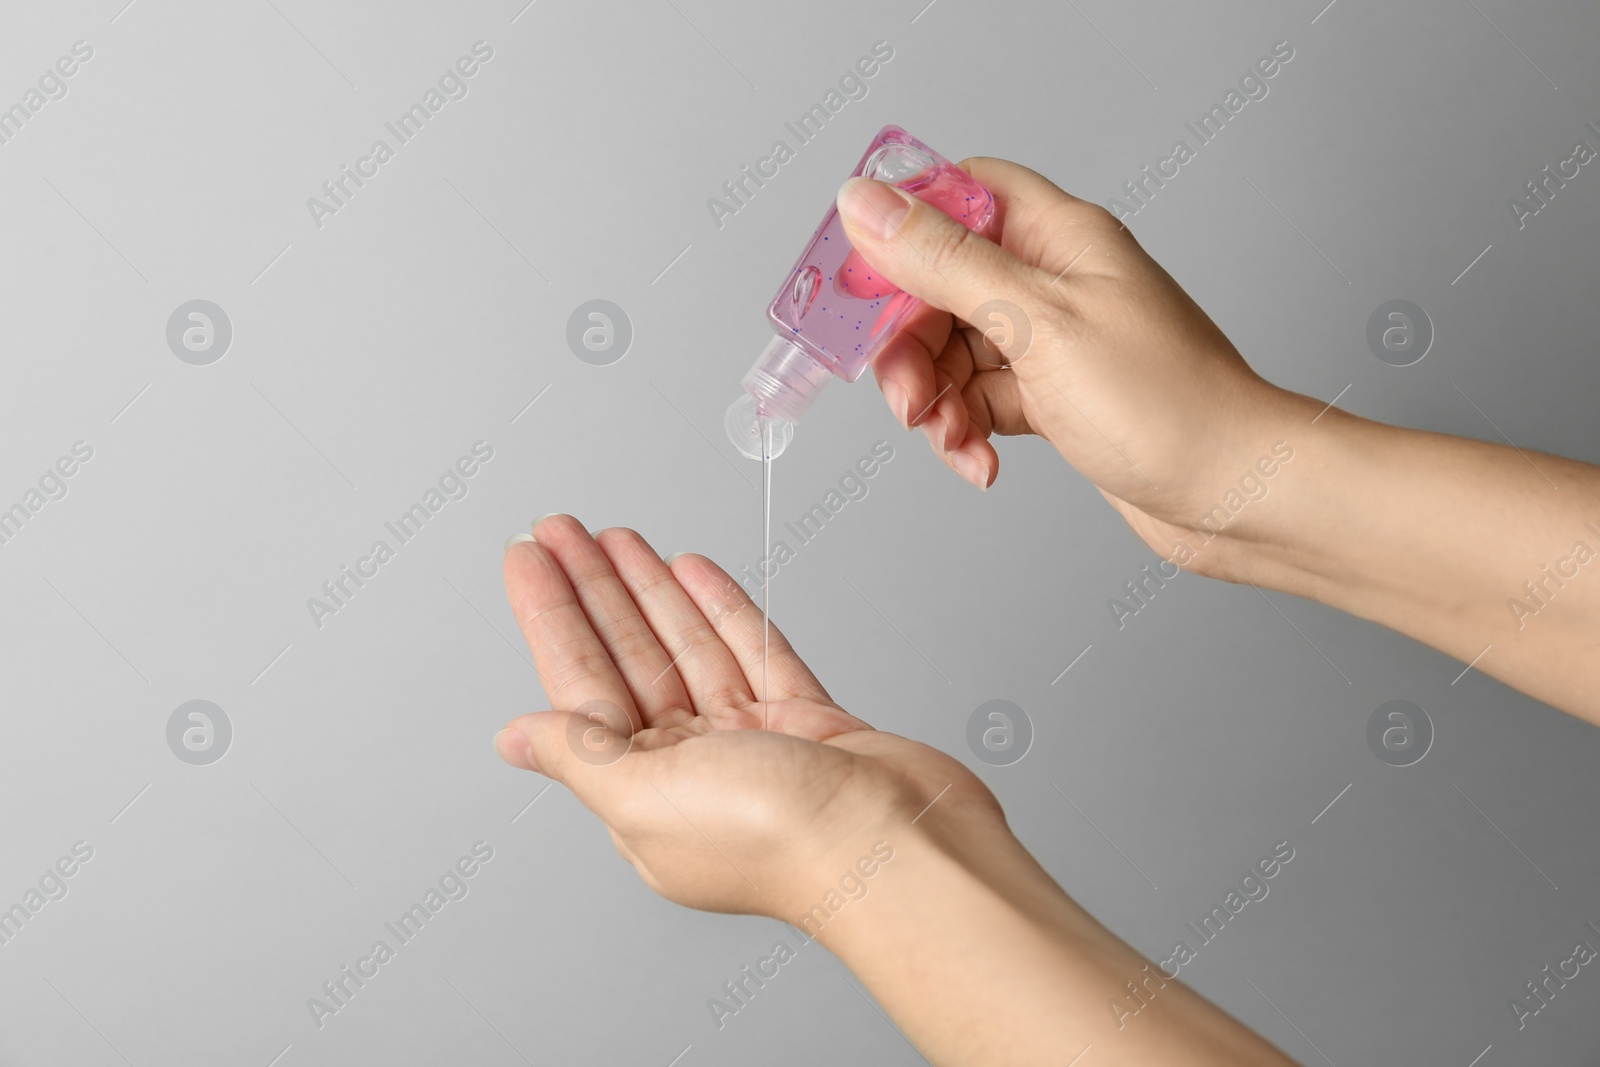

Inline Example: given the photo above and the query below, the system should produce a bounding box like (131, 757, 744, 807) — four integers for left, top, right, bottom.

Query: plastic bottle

(725, 125, 995, 460)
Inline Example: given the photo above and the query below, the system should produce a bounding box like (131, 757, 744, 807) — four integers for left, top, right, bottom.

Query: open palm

(494, 515, 994, 918)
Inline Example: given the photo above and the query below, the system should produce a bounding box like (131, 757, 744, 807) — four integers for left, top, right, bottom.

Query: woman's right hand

(836, 160, 1304, 569)
(840, 158, 1600, 723)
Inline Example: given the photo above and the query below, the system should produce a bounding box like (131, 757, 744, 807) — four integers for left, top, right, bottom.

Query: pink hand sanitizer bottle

(725, 125, 995, 459)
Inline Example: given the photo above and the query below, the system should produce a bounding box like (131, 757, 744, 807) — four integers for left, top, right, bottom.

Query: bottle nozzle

(741, 336, 833, 425)
(724, 336, 831, 461)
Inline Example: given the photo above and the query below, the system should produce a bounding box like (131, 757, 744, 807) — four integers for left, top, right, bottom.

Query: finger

(593, 527, 752, 715)
(956, 157, 1128, 277)
(958, 317, 1006, 373)
(871, 302, 952, 431)
(873, 305, 983, 455)
(941, 362, 1022, 491)
(531, 515, 690, 728)
(503, 536, 641, 732)
(958, 355, 1034, 439)
(836, 174, 1051, 331)
(918, 368, 970, 456)
(928, 359, 999, 492)
(971, 362, 1037, 483)
(665, 553, 831, 706)
(495, 709, 648, 824)
(760, 698, 875, 741)
(943, 425, 1000, 492)
(920, 327, 981, 455)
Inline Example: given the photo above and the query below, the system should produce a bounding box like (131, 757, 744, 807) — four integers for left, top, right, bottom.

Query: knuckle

(1082, 202, 1120, 227)
(565, 555, 616, 587)
(595, 616, 658, 660)
(1035, 293, 1080, 341)
(699, 580, 750, 628)
(911, 212, 979, 273)
(515, 596, 576, 635)
(677, 624, 721, 658)
(546, 642, 615, 697)
(631, 567, 680, 597)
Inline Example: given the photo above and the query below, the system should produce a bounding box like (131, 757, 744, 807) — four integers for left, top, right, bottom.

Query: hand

(492, 517, 1303, 1066)
(492, 515, 1001, 918)
(838, 159, 1600, 722)
(836, 161, 1302, 571)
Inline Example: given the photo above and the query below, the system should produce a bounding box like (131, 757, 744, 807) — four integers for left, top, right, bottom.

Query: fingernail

(950, 451, 990, 491)
(921, 416, 949, 454)
(662, 552, 686, 565)
(504, 532, 536, 551)
(532, 513, 561, 532)
(494, 726, 537, 771)
(838, 177, 912, 241)
(882, 379, 910, 429)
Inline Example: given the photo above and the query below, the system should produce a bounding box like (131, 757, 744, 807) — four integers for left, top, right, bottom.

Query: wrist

(793, 776, 1120, 987)
(803, 810, 1141, 1065)
(1138, 383, 1329, 585)
(1195, 393, 1376, 591)
(780, 776, 1300, 1066)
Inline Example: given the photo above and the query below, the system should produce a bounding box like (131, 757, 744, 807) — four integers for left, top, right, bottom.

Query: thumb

(496, 705, 643, 816)
(835, 176, 1041, 324)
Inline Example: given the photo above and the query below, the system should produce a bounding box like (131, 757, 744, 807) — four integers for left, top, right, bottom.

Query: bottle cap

(724, 392, 794, 461)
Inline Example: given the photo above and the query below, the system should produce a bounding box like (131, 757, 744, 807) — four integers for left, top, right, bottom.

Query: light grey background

(1, 0, 1597, 1064)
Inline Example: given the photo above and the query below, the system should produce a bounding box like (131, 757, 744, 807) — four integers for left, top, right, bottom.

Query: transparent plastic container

(726, 125, 995, 459)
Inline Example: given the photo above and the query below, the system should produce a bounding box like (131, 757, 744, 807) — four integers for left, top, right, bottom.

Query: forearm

(804, 812, 1296, 1066)
(1216, 390, 1600, 720)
